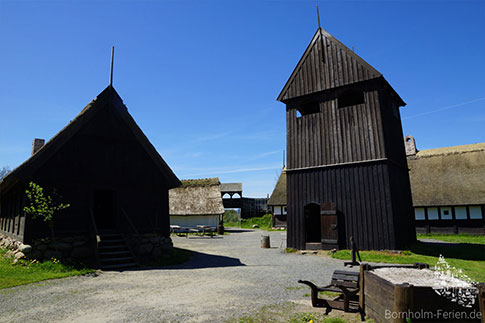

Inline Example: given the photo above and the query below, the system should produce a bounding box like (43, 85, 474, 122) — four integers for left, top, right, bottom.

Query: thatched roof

(169, 178, 225, 216)
(220, 183, 242, 193)
(408, 143, 485, 207)
(0, 86, 181, 193)
(268, 168, 286, 206)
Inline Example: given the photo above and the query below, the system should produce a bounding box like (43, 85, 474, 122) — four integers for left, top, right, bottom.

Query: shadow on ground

(411, 241, 485, 261)
(224, 228, 254, 233)
(133, 250, 245, 271)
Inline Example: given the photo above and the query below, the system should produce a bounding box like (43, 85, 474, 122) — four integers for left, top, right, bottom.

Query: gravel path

(0, 229, 347, 323)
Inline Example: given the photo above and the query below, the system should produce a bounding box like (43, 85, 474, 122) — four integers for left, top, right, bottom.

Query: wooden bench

(299, 270, 364, 320)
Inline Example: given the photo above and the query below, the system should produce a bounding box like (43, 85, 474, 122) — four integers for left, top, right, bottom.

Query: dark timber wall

(0, 86, 179, 243)
(279, 27, 415, 250)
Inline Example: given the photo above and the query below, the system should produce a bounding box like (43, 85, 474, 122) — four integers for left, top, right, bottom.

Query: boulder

(70, 247, 92, 259)
(49, 241, 72, 252)
(72, 240, 86, 247)
(152, 247, 162, 258)
(44, 250, 62, 260)
(18, 244, 32, 254)
(138, 243, 153, 255)
(12, 252, 25, 264)
(29, 250, 43, 260)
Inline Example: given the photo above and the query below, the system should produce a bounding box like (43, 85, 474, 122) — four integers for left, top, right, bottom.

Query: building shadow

(410, 241, 485, 261)
(129, 250, 245, 271)
(224, 228, 254, 233)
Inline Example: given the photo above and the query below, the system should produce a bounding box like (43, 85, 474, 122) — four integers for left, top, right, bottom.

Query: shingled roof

(268, 168, 286, 206)
(277, 27, 404, 106)
(169, 178, 225, 216)
(0, 86, 181, 193)
(408, 143, 485, 207)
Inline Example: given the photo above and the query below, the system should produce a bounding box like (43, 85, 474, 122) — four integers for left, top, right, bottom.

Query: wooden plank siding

(280, 28, 414, 251)
(0, 185, 26, 241)
(278, 28, 381, 102)
(287, 162, 410, 250)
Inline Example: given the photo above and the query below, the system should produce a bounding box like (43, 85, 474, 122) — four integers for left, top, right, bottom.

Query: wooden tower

(278, 26, 416, 250)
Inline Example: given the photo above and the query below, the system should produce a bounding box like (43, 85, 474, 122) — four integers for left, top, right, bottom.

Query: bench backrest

(330, 270, 360, 288)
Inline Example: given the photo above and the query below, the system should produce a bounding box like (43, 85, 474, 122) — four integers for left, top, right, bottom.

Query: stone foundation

(125, 233, 173, 263)
(0, 233, 94, 265)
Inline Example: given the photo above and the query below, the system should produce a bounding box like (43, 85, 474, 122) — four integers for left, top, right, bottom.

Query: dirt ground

(0, 229, 364, 323)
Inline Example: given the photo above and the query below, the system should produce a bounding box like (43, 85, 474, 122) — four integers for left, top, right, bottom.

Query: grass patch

(417, 233, 485, 245)
(0, 249, 94, 289)
(285, 248, 297, 253)
(145, 247, 192, 267)
(227, 302, 365, 323)
(331, 241, 485, 282)
(225, 214, 285, 231)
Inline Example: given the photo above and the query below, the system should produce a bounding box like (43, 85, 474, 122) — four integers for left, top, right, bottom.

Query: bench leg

(298, 280, 326, 308)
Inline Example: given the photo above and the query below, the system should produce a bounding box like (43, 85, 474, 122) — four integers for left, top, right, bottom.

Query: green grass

(0, 249, 94, 289)
(228, 302, 366, 323)
(331, 241, 485, 282)
(417, 233, 485, 244)
(145, 247, 193, 267)
(225, 214, 285, 231)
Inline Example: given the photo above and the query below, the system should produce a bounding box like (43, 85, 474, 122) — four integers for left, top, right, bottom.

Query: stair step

(100, 256, 135, 263)
(99, 250, 131, 256)
(99, 239, 125, 244)
(101, 263, 137, 270)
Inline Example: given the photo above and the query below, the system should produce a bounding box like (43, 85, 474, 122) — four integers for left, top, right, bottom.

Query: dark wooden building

(278, 27, 415, 250)
(0, 86, 180, 264)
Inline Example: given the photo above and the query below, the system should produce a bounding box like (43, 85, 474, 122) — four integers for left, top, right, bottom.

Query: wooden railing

(120, 208, 140, 265)
(88, 209, 101, 268)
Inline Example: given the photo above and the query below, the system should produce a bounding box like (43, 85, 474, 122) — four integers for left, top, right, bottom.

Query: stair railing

(89, 209, 101, 268)
(120, 208, 140, 265)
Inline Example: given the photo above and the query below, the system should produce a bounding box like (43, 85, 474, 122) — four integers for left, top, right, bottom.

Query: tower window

(338, 89, 365, 108)
(296, 102, 320, 117)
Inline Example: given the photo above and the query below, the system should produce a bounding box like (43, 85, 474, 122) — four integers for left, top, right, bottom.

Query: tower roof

(277, 27, 402, 103)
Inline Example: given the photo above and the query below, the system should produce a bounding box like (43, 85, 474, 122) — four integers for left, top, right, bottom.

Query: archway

(304, 203, 321, 243)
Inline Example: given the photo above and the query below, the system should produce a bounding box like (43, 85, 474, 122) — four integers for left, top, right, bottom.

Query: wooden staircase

(98, 231, 137, 271)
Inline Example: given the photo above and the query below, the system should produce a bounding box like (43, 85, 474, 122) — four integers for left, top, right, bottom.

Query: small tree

(24, 182, 70, 241)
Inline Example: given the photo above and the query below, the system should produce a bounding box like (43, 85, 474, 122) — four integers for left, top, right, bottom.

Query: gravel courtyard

(0, 229, 349, 323)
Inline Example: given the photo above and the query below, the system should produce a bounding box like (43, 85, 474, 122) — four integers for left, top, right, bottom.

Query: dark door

(304, 203, 321, 242)
(320, 202, 338, 249)
(93, 190, 116, 230)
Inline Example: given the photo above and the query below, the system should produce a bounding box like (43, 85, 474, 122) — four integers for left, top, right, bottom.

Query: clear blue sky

(1, 1, 484, 197)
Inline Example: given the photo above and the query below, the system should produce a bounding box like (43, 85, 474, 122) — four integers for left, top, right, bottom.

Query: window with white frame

(414, 208, 425, 220)
(469, 206, 483, 219)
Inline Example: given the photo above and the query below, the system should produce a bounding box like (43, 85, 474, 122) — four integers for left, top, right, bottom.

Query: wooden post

(359, 263, 370, 314)
(392, 283, 413, 323)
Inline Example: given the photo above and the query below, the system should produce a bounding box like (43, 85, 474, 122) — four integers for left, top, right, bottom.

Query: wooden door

(320, 202, 338, 249)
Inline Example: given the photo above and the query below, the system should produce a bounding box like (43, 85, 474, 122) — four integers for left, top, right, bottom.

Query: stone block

(70, 247, 92, 259)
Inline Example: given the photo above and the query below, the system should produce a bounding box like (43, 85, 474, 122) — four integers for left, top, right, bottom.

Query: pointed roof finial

(316, 4, 321, 29)
(109, 46, 114, 87)
(316, 4, 326, 63)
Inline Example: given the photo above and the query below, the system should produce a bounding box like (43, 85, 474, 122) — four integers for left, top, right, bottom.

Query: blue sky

(1, 1, 484, 197)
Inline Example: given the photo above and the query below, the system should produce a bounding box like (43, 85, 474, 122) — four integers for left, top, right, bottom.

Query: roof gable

(277, 27, 382, 102)
(268, 169, 286, 206)
(1, 86, 180, 191)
